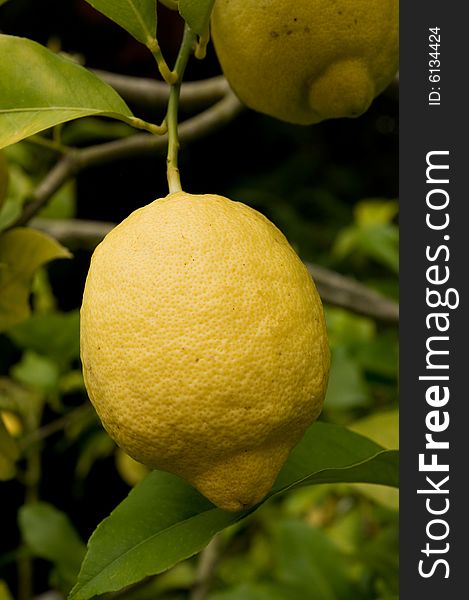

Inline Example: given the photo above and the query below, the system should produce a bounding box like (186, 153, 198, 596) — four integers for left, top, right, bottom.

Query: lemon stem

(166, 25, 197, 194)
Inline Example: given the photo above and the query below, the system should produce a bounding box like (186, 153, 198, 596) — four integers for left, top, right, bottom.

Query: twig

(306, 263, 399, 324)
(33, 593, 63, 600)
(30, 218, 115, 249)
(190, 534, 222, 600)
(19, 405, 92, 450)
(30, 218, 399, 323)
(77, 90, 243, 167)
(13, 92, 243, 227)
(15, 153, 80, 226)
(92, 70, 230, 111)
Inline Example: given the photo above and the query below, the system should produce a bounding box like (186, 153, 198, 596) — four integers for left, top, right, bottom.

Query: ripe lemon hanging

(211, 0, 399, 125)
(80, 193, 330, 511)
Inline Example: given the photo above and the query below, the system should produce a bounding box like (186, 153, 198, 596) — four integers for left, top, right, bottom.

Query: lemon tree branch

(90, 70, 397, 112)
(306, 263, 399, 323)
(12, 91, 243, 227)
(91, 71, 230, 111)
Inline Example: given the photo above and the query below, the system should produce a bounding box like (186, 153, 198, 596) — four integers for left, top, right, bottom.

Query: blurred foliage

(0, 1, 398, 598)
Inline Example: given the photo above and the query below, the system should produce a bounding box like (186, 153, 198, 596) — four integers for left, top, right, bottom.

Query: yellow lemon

(80, 193, 329, 511)
(211, 0, 398, 125)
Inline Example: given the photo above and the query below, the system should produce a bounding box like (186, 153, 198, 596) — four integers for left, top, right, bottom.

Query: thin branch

(190, 534, 222, 600)
(13, 92, 243, 228)
(77, 90, 243, 168)
(15, 153, 80, 226)
(30, 218, 115, 249)
(30, 218, 399, 323)
(93, 69, 230, 111)
(19, 405, 92, 451)
(306, 263, 399, 324)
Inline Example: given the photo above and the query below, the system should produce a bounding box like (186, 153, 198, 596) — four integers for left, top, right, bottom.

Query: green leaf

(179, 0, 215, 35)
(8, 310, 80, 368)
(11, 351, 60, 392)
(0, 377, 43, 430)
(0, 35, 133, 149)
(76, 430, 115, 480)
(331, 226, 358, 260)
(0, 163, 32, 232)
(70, 422, 398, 599)
(0, 227, 71, 331)
(355, 331, 399, 379)
(84, 1, 157, 45)
(355, 199, 399, 227)
(0, 143, 42, 232)
(360, 224, 399, 274)
(361, 525, 399, 593)
(70, 473, 239, 599)
(325, 307, 375, 348)
(332, 200, 399, 273)
(349, 410, 399, 450)
(348, 410, 399, 510)
(38, 179, 76, 220)
(324, 347, 370, 410)
(271, 424, 398, 494)
(271, 520, 357, 600)
(19, 503, 86, 593)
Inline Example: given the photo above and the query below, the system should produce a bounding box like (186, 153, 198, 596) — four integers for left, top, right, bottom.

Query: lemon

(80, 193, 329, 511)
(115, 448, 150, 487)
(211, 0, 398, 125)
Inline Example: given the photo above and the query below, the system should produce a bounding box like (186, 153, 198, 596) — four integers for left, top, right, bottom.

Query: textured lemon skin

(80, 193, 330, 511)
(211, 0, 399, 125)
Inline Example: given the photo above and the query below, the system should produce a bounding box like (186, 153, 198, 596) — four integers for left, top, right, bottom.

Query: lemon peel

(80, 193, 330, 511)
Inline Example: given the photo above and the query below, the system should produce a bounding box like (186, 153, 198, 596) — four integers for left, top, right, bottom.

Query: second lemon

(211, 0, 399, 125)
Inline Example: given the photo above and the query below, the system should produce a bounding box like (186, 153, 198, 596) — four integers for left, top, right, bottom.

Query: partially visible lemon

(115, 448, 150, 487)
(211, 0, 398, 125)
(80, 192, 329, 511)
(1, 411, 22, 437)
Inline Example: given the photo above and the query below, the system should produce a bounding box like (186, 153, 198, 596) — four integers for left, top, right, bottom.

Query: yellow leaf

(0, 227, 71, 331)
